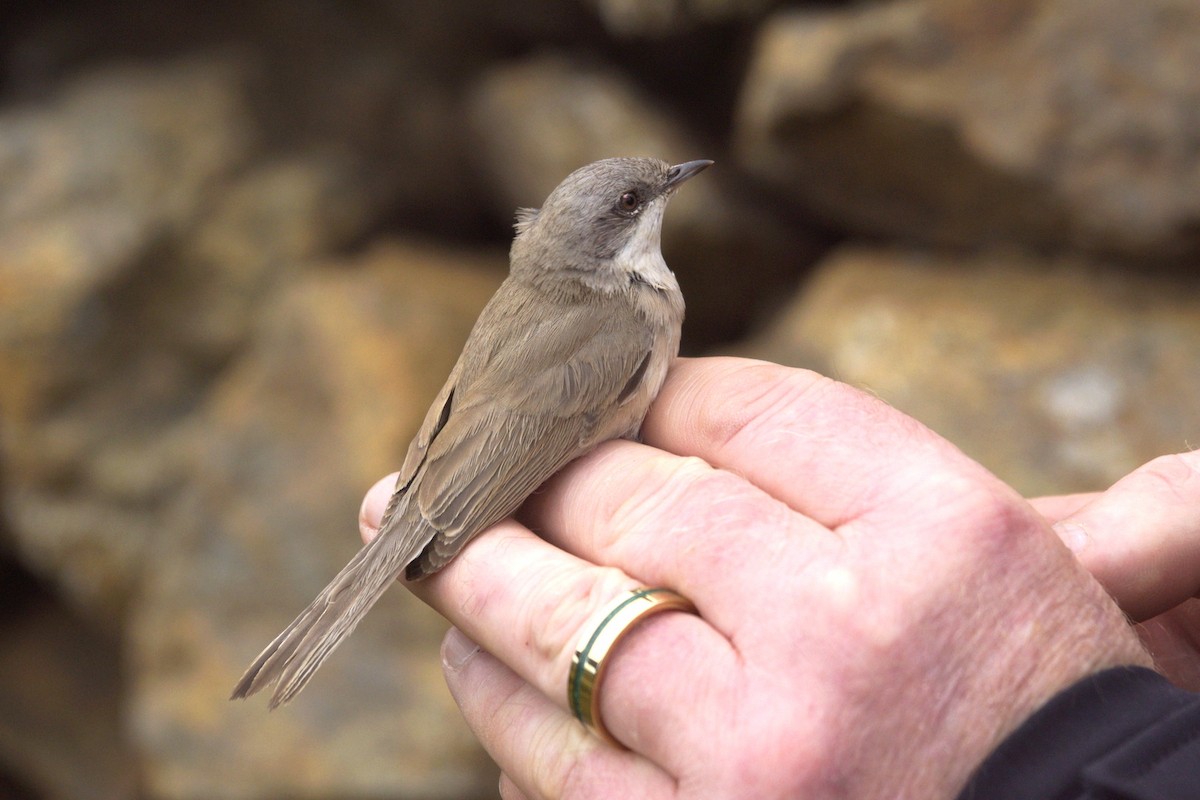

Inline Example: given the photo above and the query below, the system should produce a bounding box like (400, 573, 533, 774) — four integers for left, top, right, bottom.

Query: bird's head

(511, 157, 712, 287)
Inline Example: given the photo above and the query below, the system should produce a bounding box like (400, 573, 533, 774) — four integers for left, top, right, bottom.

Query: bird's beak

(665, 159, 714, 190)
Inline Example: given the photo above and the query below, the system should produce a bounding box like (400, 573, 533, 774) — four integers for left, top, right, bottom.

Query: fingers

(440, 627, 675, 800)
(353, 356, 1184, 797)
(1051, 452, 1200, 621)
(1028, 492, 1098, 524)
(519, 439, 840, 639)
(361, 463, 743, 766)
(359, 472, 396, 544)
(404, 513, 737, 768)
(521, 360, 1048, 634)
(637, 358, 1019, 531)
(359, 358, 1073, 771)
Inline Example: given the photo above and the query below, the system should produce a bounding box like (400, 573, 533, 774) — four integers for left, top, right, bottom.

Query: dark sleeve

(957, 666, 1200, 800)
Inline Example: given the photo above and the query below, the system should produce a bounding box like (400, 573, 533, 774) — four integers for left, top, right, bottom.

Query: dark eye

(618, 191, 640, 213)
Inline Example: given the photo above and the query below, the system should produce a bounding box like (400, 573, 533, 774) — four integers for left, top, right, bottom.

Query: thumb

(359, 472, 400, 544)
(1051, 452, 1200, 621)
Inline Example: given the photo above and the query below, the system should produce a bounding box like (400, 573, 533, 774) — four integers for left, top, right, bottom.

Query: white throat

(614, 199, 675, 290)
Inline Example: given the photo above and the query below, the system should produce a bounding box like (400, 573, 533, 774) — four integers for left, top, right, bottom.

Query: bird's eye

(618, 191, 640, 213)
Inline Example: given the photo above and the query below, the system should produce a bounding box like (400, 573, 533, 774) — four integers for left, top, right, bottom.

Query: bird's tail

(229, 524, 414, 708)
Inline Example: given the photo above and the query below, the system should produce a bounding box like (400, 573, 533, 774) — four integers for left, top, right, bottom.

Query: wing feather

(403, 287, 656, 578)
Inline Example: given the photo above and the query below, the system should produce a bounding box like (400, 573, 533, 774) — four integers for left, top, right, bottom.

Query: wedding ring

(567, 587, 697, 746)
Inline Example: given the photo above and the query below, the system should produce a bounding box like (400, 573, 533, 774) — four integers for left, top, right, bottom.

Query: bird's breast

(612, 281, 683, 439)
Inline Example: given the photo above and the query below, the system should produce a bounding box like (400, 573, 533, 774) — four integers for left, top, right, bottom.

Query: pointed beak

(665, 159, 714, 190)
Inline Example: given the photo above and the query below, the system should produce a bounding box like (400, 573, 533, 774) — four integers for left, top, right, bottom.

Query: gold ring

(568, 587, 697, 746)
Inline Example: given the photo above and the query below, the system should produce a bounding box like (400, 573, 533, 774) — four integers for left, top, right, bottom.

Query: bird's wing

(403, 288, 655, 577)
(375, 357, 461, 532)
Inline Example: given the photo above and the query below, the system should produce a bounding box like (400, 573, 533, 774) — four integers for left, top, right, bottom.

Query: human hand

(361, 357, 1154, 799)
(1031, 452, 1200, 691)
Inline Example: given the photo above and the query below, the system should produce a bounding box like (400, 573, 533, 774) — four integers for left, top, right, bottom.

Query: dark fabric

(957, 666, 1200, 800)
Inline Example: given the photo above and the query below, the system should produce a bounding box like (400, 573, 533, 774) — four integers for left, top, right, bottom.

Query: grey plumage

(230, 157, 711, 707)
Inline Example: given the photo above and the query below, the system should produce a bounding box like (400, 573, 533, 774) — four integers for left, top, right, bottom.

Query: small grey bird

(231, 157, 711, 707)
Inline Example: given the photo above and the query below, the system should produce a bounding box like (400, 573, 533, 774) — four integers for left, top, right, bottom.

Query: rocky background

(1, 1, 1198, 798)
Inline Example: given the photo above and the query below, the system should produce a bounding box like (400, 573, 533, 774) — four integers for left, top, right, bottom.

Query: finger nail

(359, 473, 399, 543)
(442, 627, 481, 672)
(1054, 520, 1092, 554)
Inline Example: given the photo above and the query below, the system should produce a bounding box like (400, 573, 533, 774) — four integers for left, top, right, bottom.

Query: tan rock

(735, 0, 1200, 261)
(0, 57, 404, 621)
(127, 240, 505, 799)
(741, 247, 1200, 495)
(0, 57, 254, 618)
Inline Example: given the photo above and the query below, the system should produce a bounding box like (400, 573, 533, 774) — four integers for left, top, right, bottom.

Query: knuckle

(966, 484, 1031, 542)
(607, 456, 783, 551)
(947, 473, 1031, 541)
(525, 717, 580, 798)
(692, 361, 832, 452)
(605, 454, 713, 536)
(523, 565, 636, 683)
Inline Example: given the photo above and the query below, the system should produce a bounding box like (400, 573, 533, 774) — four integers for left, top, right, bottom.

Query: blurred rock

(590, 0, 772, 37)
(469, 54, 821, 348)
(1, 1, 1198, 797)
(0, 56, 255, 619)
(742, 247, 1200, 496)
(0, 32, 426, 620)
(0, 564, 135, 800)
(128, 241, 505, 800)
(735, 0, 1200, 261)
(2, 1, 485, 228)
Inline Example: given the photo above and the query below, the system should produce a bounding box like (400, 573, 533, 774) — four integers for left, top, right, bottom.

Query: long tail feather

(230, 515, 425, 708)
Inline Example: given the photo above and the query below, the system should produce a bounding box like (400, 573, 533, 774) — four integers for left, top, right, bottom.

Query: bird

(230, 156, 712, 708)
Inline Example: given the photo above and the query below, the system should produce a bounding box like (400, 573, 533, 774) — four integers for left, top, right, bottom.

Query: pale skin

(360, 357, 1200, 800)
